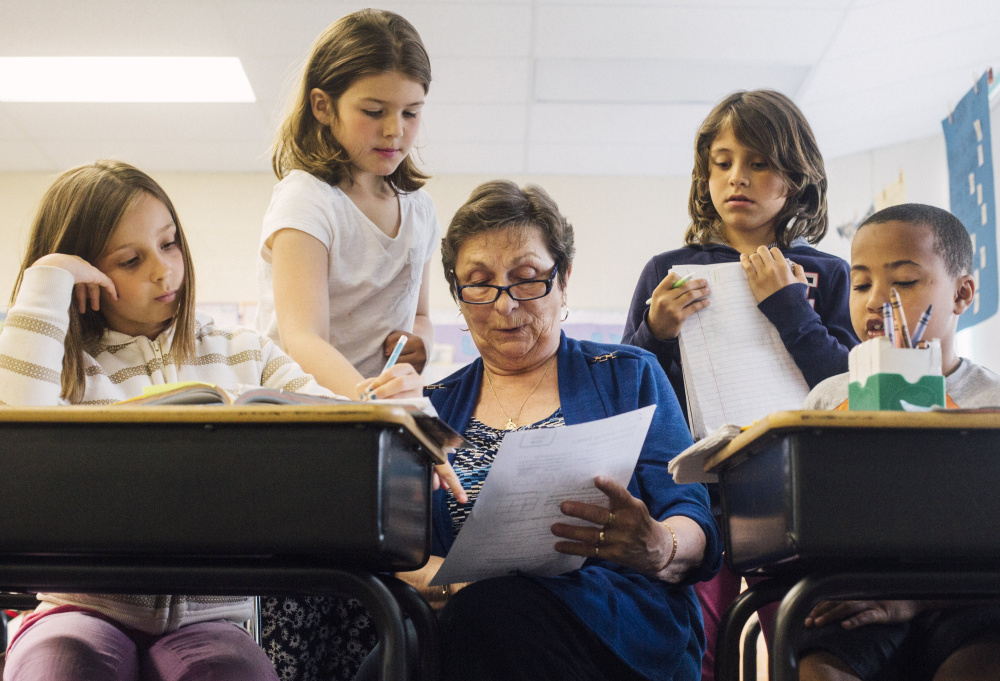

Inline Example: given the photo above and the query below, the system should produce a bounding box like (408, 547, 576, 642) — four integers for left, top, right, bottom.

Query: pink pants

(695, 560, 778, 681)
(4, 611, 278, 681)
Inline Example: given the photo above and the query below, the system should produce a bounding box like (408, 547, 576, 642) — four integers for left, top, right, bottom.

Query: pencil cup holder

(847, 337, 944, 411)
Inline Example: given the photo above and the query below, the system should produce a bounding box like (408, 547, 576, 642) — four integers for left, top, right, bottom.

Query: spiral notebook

(675, 262, 810, 440)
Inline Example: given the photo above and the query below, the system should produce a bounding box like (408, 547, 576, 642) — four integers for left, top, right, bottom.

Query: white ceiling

(1, 0, 998, 176)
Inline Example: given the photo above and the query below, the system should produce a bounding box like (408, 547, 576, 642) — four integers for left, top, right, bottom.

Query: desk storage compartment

(719, 427, 1000, 574)
(0, 421, 431, 571)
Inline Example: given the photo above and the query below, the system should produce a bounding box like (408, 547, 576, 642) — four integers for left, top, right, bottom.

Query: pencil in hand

(646, 273, 693, 305)
(364, 334, 408, 400)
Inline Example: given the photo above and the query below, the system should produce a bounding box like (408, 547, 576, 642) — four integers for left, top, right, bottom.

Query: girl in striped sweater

(0, 160, 464, 681)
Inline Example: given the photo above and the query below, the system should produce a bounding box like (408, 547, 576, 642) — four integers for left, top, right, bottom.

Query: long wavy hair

(10, 160, 197, 402)
(271, 9, 431, 192)
(686, 90, 828, 249)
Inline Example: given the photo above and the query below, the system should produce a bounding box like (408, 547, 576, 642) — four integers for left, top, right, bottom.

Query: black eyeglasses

(456, 264, 559, 305)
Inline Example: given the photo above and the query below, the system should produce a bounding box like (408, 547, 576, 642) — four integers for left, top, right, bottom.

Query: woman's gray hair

(442, 180, 575, 300)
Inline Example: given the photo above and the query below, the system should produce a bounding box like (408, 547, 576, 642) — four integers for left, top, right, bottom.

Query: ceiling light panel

(0, 57, 256, 103)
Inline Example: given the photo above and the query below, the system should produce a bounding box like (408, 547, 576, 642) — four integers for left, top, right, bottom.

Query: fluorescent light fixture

(0, 57, 256, 103)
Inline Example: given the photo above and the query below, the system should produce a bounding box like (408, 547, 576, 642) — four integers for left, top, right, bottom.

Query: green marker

(671, 273, 694, 289)
(646, 273, 694, 305)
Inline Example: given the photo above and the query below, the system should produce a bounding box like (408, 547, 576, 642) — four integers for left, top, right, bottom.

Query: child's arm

(0, 259, 115, 406)
(270, 228, 369, 399)
(742, 247, 858, 388)
(622, 258, 682, 368)
(255, 330, 343, 399)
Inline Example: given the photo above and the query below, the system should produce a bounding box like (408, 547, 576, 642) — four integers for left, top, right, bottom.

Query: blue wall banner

(943, 71, 998, 330)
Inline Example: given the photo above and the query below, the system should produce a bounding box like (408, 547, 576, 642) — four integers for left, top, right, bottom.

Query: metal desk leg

(377, 575, 441, 681)
(714, 576, 797, 681)
(743, 618, 761, 681)
(325, 571, 409, 681)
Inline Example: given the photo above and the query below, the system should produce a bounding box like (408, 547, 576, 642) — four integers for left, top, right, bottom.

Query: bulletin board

(942, 70, 998, 330)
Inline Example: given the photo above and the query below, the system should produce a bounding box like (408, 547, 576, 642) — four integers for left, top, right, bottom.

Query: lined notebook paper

(675, 262, 809, 439)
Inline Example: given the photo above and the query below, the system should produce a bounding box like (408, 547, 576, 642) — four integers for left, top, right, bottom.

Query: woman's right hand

(32, 254, 117, 314)
(646, 272, 710, 340)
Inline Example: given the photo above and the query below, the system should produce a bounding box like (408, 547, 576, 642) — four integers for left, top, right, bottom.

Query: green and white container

(847, 337, 944, 411)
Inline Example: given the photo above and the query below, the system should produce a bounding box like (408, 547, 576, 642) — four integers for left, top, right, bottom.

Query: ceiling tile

(4, 103, 271, 142)
(1, 2, 233, 55)
(0, 138, 58, 171)
(527, 143, 693, 176)
(421, 103, 528, 144)
(432, 59, 531, 103)
(530, 102, 705, 146)
(420, 142, 526, 174)
(535, 59, 811, 103)
(36, 139, 272, 172)
(535, 5, 846, 61)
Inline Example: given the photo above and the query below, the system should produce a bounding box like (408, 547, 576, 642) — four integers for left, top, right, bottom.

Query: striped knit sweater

(0, 265, 341, 633)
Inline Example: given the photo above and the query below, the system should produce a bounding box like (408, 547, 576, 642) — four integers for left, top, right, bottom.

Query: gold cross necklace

(484, 355, 555, 430)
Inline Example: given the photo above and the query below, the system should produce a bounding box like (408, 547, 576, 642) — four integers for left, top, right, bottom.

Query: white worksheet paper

(430, 405, 656, 586)
(674, 262, 810, 440)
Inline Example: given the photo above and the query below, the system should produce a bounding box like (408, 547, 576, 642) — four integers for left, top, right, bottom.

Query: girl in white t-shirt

(257, 8, 438, 401)
(255, 10, 449, 680)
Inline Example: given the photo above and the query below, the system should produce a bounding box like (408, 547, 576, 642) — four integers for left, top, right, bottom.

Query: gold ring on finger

(598, 530, 605, 545)
(607, 512, 616, 528)
(594, 544, 599, 557)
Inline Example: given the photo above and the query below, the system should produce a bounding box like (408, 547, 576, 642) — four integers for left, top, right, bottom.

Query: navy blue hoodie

(622, 241, 859, 416)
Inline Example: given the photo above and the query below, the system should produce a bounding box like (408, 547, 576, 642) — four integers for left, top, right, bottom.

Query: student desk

(704, 410, 1000, 681)
(0, 404, 444, 680)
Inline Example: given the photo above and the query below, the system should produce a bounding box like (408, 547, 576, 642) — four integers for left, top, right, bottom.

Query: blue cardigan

(426, 334, 723, 681)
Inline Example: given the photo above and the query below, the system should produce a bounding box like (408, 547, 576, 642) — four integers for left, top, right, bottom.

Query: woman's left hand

(551, 476, 706, 583)
(740, 245, 808, 302)
(433, 461, 469, 504)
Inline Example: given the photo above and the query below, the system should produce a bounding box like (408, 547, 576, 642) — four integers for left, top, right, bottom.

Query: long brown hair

(10, 160, 197, 402)
(272, 9, 431, 192)
(686, 90, 828, 249)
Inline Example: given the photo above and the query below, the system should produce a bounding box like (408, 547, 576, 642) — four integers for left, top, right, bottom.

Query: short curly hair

(442, 181, 575, 301)
(858, 203, 973, 276)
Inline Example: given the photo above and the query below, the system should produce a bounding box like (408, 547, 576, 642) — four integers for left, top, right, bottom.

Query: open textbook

(431, 406, 655, 585)
(674, 262, 810, 440)
(118, 381, 345, 406)
(117, 381, 470, 451)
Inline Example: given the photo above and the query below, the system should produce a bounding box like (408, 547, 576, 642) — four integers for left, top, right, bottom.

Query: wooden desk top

(0, 404, 447, 463)
(706, 409, 1000, 471)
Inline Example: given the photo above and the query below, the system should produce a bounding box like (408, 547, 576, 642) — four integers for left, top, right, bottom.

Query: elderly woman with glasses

(398, 180, 722, 681)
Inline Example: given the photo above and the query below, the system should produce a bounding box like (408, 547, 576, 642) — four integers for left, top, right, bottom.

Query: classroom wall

(0, 107, 997, 374)
(0, 172, 693, 315)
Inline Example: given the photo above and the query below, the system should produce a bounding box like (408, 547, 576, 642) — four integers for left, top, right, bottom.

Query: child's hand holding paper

(646, 271, 711, 340)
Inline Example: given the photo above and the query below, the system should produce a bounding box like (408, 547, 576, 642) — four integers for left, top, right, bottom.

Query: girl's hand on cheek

(741, 246, 807, 303)
(647, 273, 711, 340)
(32, 253, 118, 314)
